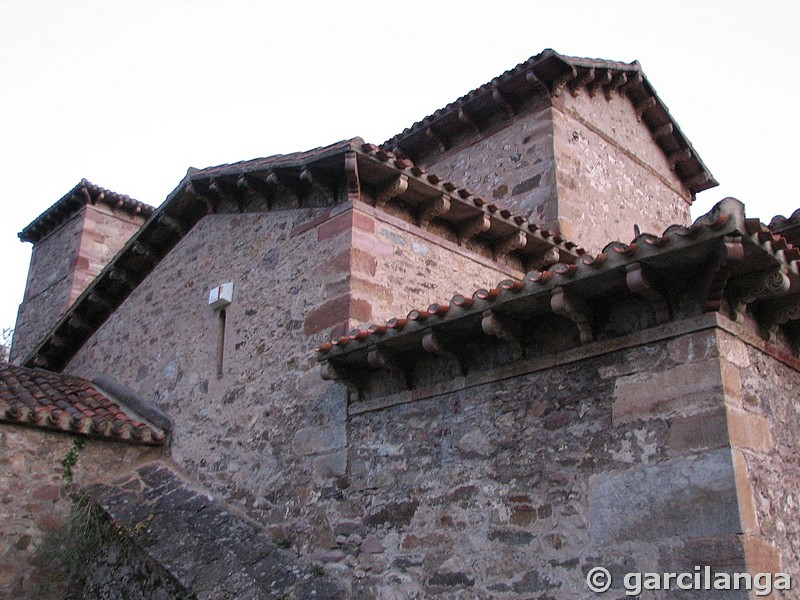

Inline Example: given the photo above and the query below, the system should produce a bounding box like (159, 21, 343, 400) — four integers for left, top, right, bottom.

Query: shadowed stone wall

(64, 205, 509, 544)
(0, 426, 160, 598)
(12, 204, 148, 363)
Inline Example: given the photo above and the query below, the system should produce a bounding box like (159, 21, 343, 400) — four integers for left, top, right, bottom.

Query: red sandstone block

(318, 212, 353, 241)
(304, 295, 352, 335)
(290, 209, 333, 237)
(351, 249, 377, 277)
(352, 211, 375, 233)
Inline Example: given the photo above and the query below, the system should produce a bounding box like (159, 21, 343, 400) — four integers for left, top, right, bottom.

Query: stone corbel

(108, 267, 135, 289)
(131, 241, 158, 265)
(320, 362, 362, 400)
(425, 127, 448, 153)
(701, 236, 745, 312)
(157, 214, 185, 237)
(264, 170, 301, 208)
(458, 213, 491, 245)
(731, 267, 792, 323)
(375, 174, 409, 209)
(604, 71, 627, 99)
(458, 107, 481, 135)
(551, 66, 577, 97)
(494, 231, 527, 260)
(344, 151, 361, 202)
(491, 84, 515, 118)
(569, 67, 595, 96)
(209, 178, 244, 213)
(417, 194, 450, 228)
(635, 96, 657, 122)
(587, 70, 611, 98)
(422, 331, 467, 376)
(481, 309, 524, 357)
(185, 182, 214, 215)
(551, 286, 593, 343)
(625, 262, 670, 324)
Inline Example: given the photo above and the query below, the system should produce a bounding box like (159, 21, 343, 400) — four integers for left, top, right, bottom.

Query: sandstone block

(726, 409, 772, 453)
(613, 359, 727, 424)
(292, 426, 346, 456)
(588, 449, 740, 544)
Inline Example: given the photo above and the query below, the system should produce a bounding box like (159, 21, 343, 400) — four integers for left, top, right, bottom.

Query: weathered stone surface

(612, 359, 726, 424)
(79, 462, 309, 599)
(0, 426, 160, 599)
(12, 203, 148, 362)
(588, 449, 740, 544)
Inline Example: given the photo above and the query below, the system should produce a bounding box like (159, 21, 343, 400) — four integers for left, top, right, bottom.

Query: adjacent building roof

(384, 49, 717, 197)
(0, 362, 166, 444)
(19, 179, 156, 244)
(21, 139, 584, 372)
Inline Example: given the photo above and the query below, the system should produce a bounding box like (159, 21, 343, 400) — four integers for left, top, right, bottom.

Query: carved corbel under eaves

(551, 286, 593, 343)
(184, 182, 214, 215)
(131, 240, 159, 265)
(551, 66, 578, 98)
(491, 84, 515, 118)
(458, 107, 481, 135)
(730, 267, 792, 322)
(458, 213, 491, 245)
(569, 68, 595, 97)
(417, 194, 451, 228)
(701, 236, 745, 312)
(626, 262, 670, 325)
(87, 291, 113, 313)
(425, 127, 449, 153)
(494, 231, 527, 260)
(209, 178, 244, 213)
(344, 151, 361, 202)
(422, 331, 467, 376)
(264, 170, 301, 209)
(604, 71, 628, 100)
(108, 267, 135, 290)
(157, 214, 185, 237)
(299, 167, 336, 203)
(375, 174, 409, 210)
(763, 299, 800, 344)
(587, 70, 612, 98)
(320, 362, 363, 400)
(481, 309, 524, 357)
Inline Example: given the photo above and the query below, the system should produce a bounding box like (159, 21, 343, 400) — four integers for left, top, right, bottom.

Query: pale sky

(1, 0, 798, 337)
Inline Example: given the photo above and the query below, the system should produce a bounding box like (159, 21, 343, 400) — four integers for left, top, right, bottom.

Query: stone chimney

(11, 180, 154, 363)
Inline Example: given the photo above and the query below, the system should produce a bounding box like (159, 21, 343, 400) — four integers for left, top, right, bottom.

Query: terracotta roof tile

(19, 179, 156, 244)
(0, 362, 165, 445)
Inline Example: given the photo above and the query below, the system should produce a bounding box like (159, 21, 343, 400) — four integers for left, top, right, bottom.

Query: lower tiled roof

(0, 362, 166, 444)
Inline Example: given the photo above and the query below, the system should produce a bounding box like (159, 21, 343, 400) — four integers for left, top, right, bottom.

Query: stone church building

(2, 50, 799, 598)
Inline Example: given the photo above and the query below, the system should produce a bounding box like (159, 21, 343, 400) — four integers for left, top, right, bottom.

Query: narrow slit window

(216, 309, 226, 379)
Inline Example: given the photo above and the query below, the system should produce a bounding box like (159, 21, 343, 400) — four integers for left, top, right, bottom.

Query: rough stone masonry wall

(64, 204, 509, 558)
(0, 425, 160, 599)
(11, 204, 147, 363)
(348, 202, 517, 329)
(551, 91, 692, 251)
(68, 204, 149, 306)
(720, 327, 800, 580)
(11, 212, 84, 363)
(316, 327, 753, 599)
(422, 104, 559, 233)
